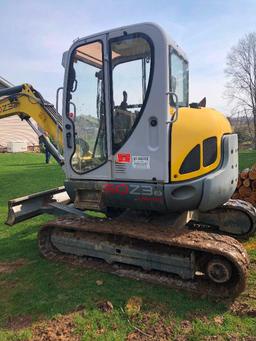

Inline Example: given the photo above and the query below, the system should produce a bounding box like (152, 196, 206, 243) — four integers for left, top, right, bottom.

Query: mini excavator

(1, 23, 255, 297)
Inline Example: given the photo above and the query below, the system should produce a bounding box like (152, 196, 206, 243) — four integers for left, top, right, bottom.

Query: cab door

(62, 34, 112, 180)
(107, 24, 169, 182)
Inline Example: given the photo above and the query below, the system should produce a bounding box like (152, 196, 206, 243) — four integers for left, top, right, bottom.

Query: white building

(0, 76, 39, 151)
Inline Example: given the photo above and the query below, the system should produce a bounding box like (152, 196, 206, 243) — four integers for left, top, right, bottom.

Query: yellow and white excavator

(0, 23, 255, 297)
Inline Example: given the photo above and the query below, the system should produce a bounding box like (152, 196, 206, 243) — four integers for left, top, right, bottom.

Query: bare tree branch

(225, 32, 256, 148)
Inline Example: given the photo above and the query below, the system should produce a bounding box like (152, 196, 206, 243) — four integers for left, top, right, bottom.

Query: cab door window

(110, 35, 153, 153)
(68, 41, 107, 173)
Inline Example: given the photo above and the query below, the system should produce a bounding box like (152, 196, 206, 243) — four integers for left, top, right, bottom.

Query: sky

(1, 0, 256, 115)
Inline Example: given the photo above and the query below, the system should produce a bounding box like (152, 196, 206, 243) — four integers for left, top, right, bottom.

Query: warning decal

(116, 153, 131, 163)
(132, 156, 150, 169)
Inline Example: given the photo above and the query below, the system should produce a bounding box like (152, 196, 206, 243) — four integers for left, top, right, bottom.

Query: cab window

(110, 34, 153, 153)
(169, 48, 188, 107)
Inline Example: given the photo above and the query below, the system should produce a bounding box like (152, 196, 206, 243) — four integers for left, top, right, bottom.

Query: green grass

(0, 152, 256, 340)
(239, 149, 256, 170)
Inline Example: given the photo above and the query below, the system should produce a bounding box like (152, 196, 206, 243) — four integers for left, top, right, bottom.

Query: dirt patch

(96, 300, 114, 313)
(0, 279, 18, 289)
(203, 337, 225, 341)
(180, 320, 193, 334)
(126, 312, 173, 341)
(0, 259, 27, 274)
(31, 314, 80, 341)
(185, 310, 211, 322)
(229, 301, 256, 317)
(5, 315, 33, 331)
(213, 316, 224, 325)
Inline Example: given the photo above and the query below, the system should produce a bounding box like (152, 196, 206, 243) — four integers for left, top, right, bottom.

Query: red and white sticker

(116, 153, 131, 163)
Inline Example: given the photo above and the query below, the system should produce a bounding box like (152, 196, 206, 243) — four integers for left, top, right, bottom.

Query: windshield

(169, 48, 188, 107)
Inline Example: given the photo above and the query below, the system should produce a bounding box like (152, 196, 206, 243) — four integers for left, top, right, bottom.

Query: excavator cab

(62, 23, 237, 214)
(63, 23, 183, 181)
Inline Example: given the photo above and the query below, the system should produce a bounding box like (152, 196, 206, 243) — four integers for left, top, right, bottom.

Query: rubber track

(189, 199, 256, 240)
(223, 199, 256, 239)
(38, 216, 249, 298)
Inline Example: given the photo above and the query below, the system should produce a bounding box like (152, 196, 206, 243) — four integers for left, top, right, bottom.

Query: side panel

(170, 107, 232, 182)
(199, 134, 238, 211)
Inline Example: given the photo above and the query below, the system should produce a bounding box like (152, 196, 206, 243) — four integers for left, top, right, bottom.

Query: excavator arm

(0, 83, 63, 143)
(0, 83, 63, 160)
(0, 84, 73, 224)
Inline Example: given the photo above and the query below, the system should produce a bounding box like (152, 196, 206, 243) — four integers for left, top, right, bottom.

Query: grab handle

(166, 92, 179, 124)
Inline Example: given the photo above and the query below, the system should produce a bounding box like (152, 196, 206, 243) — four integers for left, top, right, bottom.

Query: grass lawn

(239, 150, 256, 171)
(0, 152, 256, 340)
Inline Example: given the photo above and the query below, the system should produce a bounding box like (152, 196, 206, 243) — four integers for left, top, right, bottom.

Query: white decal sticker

(132, 156, 150, 169)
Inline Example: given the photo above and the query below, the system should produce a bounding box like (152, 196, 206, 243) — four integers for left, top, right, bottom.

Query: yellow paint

(0, 84, 63, 147)
(170, 107, 232, 182)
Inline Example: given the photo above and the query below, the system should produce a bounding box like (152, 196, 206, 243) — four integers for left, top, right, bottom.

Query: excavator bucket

(6, 186, 84, 226)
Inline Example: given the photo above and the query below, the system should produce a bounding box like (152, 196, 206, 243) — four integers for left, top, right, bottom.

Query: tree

(225, 32, 256, 149)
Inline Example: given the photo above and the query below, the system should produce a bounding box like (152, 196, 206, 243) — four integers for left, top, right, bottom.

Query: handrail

(166, 91, 179, 124)
(55, 86, 64, 151)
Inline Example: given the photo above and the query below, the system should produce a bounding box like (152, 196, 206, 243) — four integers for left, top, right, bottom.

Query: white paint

(7, 141, 28, 153)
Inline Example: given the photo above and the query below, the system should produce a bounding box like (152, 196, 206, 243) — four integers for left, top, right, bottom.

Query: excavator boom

(0, 83, 63, 148)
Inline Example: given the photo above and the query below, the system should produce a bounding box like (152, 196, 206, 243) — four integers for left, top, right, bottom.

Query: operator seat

(113, 90, 136, 144)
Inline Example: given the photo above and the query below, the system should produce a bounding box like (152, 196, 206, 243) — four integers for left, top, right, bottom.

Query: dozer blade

(6, 186, 84, 226)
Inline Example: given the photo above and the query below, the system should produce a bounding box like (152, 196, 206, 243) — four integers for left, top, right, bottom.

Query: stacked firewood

(232, 164, 256, 206)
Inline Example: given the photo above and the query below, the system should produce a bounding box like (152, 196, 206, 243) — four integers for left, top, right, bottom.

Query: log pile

(232, 164, 256, 206)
